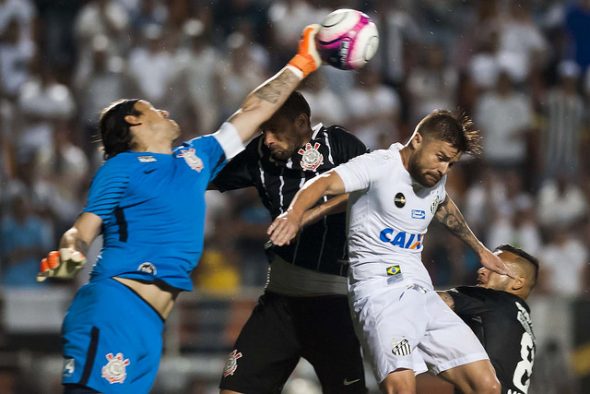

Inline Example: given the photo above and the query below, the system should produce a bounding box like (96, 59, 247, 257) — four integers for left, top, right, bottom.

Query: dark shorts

(62, 278, 164, 393)
(219, 292, 367, 394)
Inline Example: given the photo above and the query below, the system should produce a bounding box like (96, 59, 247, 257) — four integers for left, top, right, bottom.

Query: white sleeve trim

(212, 122, 244, 160)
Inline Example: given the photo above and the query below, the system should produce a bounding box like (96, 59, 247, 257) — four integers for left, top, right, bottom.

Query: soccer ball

(316, 9, 379, 70)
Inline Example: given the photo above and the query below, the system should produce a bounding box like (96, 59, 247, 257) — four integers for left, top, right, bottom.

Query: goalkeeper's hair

(99, 99, 141, 159)
(415, 109, 482, 157)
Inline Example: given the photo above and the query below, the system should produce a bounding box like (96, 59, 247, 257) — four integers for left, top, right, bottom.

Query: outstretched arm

(226, 25, 321, 144)
(268, 170, 345, 246)
(435, 194, 513, 276)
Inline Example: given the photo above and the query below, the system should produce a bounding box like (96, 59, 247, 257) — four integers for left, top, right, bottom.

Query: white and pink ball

(316, 9, 379, 70)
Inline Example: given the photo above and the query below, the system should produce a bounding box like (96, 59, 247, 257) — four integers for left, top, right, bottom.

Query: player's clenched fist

(267, 210, 303, 246)
(37, 248, 86, 282)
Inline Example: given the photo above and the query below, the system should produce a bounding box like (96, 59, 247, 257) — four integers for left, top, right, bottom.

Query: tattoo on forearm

(254, 70, 299, 104)
(435, 197, 482, 252)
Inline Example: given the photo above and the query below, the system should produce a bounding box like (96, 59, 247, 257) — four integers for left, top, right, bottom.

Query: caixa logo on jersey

(379, 228, 423, 250)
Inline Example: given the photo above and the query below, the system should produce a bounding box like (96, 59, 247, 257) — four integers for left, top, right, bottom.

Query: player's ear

(410, 132, 423, 150)
(511, 276, 525, 291)
(124, 114, 141, 126)
(295, 113, 309, 131)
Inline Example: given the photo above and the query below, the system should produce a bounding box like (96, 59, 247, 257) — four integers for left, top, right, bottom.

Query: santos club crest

(298, 142, 324, 171)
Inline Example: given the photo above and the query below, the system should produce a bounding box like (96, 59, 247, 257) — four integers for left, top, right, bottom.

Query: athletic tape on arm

(212, 122, 245, 160)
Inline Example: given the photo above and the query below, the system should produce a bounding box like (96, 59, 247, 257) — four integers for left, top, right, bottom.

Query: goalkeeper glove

(36, 248, 86, 282)
(288, 24, 322, 78)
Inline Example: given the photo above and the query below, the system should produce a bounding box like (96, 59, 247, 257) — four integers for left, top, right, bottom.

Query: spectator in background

(174, 19, 222, 133)
(407, 43, 458, 124)
(486, 198, 542, 256)
(0, 195, 52, 287)
(541, 60, 585, 178)
(0, 0, 35, 43)
(537, 173, 588, 229)
(344, 65, 400, 149)
(0, 16, 34, 100)
(299, 70, 346, 126)
(74, 35, 126, 153)
(371, 0, 420, 86)
(215, 32, 265, 120)
(128, 0, 168, 40)
(475, 69, 533, 173)
(539, 227, 588, 297)
(564, 0, 590, 73)
(16, 61, 75, 155)
(74, 0, 129, 58)
(496, 0, 547, 84)
(127, 24, 177, 108)
(34, 122, 89, 233)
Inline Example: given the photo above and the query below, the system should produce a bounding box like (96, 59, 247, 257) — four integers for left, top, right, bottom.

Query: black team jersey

(212, 124, 367, 276)
(448, 286, 535, 394)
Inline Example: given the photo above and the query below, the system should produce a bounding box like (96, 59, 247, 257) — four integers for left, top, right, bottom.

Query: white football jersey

(335, 143, 447, 289)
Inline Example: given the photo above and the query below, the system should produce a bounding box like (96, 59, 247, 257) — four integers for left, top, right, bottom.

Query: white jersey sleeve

(334, 149, 394, 193)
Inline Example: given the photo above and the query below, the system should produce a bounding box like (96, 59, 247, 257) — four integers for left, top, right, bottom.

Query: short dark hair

(275, 91, 311, 122)
(495, 244, 540, 287)
(416, 109, 482, 156)
(99, 99, 142, 159)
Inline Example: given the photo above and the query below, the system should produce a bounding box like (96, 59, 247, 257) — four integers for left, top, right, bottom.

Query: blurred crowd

(1, 0, 590, 299)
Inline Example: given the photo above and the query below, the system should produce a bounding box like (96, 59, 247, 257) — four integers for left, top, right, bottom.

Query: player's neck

(133, 138, 174, 155)
(399, 145, 412, 171)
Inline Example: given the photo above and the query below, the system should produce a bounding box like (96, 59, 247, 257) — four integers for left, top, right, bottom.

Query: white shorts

(349, 279, 489, 383)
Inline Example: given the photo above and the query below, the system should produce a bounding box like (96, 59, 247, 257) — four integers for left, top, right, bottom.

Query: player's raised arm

(225, 25, 321, 145)
(435, 194, 515, 277)
(268, 170, 345, 246)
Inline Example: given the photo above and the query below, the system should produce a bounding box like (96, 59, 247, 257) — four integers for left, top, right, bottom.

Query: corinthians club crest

(177, 148, 204, 172)
(298, 142, 324, 172)
(101, 353, 130, 384)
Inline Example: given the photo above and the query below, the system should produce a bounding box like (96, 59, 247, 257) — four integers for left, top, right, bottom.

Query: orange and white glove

(288, 24, 322, 79)
(36, 248, 86, 282)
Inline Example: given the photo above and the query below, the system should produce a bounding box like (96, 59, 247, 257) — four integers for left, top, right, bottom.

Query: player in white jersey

(268, 110, 513, 394)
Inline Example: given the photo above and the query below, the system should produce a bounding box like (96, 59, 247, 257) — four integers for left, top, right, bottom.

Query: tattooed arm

(435, 194, 514, 276)
(435, 194, 484, 254)
(227, 25, 320, 143)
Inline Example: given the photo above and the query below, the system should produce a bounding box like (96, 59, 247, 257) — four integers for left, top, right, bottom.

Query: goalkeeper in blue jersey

(37, 26, 323, 393)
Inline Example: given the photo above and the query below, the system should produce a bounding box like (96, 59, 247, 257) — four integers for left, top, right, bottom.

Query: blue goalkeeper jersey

(83, 135, 226, 291)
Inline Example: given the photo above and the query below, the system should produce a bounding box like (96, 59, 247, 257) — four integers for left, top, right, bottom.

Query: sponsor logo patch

(379, 228, 423, 250)
(223, 349, 243, 378)
(177, 148, 204, 172)
(63, 358, 75, 377)
(298, 142, 324, 171)
(137, 262, 157, 275)
(392, 338, 411, 356)
(101, 353, 130, 384)
(138, 155, 157, 163)
(411, 209, 426, 219)
(394, 193, 406, 208)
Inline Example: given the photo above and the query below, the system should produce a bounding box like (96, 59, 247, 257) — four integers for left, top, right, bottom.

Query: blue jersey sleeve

(83, 158, 131, 222)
